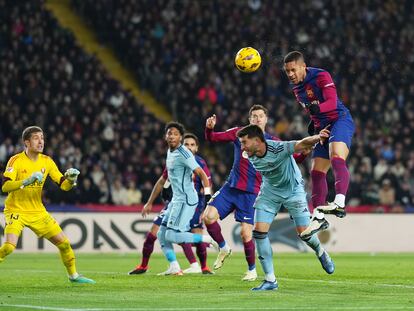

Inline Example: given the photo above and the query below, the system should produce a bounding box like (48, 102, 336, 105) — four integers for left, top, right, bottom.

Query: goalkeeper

(0, 126, 95, 284)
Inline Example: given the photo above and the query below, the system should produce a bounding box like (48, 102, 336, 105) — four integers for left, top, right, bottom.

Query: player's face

(284, 60, 306, 84)
(184, 138, 198, 155)
(25, 131, 44, 153)
(165, 127, 182, 149)
(239, 136, 259, 157)
(249, 109, 268, 131)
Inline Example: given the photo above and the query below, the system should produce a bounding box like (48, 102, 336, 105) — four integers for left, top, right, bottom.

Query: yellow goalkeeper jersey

(3, 151, 64, 214)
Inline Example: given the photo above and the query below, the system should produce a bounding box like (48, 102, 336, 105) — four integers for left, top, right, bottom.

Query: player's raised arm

(294, 128, 330, 153)
(142, 174, 167, 218)
(205, 114, 238, 142)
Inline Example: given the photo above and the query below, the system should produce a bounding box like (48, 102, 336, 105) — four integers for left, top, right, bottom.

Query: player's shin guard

(243, 240, 256, 271)
(0, 242, 16, 261)
(196, 243, 208, 269)
(158, 226, 176, 263)
(331, 157, 350, 207)
(56, 238, 76, 276)
(311, 170, 328, 207)
(253, 230, 274, 281)
(206, 222, 226, 248)
(141, 232, 157, 267)
(180, 243, 197, 264)
(300, 234, 323, 257)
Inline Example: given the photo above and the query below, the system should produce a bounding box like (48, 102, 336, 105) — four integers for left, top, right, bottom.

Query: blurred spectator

(126, 180, 143, 205)
(111, 179, 128, 205)
(378, 179, 396, 207)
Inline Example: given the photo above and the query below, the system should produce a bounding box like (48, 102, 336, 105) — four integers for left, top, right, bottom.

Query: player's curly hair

(183, 133, 199, 146)
(236, 124, 265, 142)
(164, 121, 185, 136)
(22, 126, 43, 141)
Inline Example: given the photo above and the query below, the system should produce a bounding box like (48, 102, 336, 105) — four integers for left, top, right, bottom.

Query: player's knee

(1, 242, 16, 256)
(165, 229, 177, 243)
(203, 210, 217, 224)
(56, 238, 71, 252)
(240, 229, 252, 242)
(252, 230, 267, 240)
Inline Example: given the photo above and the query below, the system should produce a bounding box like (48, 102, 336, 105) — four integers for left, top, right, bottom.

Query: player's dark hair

(183, 133, 199, 146)
(284, 51, 304, 63)
(22, 126, 43, 141)
(236, 124, 265, 142)
(165, 121, 185, 136)
(249, 104, 268, 117)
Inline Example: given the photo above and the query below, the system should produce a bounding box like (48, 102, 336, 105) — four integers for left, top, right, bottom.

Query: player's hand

(142, 203, 152, 218)
(318, 127, 330, 145)
(206, 114, 217, 129)
(23, 171, 43, 186)
(64, 168, 80, 184)
(308, 101, 320, 115)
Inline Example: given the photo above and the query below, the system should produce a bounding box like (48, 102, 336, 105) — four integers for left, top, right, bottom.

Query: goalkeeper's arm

(60, 168, 80, 191)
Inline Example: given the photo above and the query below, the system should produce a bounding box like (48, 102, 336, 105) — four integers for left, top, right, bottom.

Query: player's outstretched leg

(251, 230, 278, 291)
(129, 232, 157, 275)
(181, 243, 202, 274)
(157, 226, 183, 276)
(205, 221, 231, 269)
(56, 238, 96, 284)
(299, 233, 335, 274)
(0, 242, 16, 263)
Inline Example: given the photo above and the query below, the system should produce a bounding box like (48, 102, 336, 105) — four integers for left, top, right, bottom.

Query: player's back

(248, 140, 303, 198)
(166, 145, 198, 205)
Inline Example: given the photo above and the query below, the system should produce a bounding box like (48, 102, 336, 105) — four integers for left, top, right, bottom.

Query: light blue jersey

(248, 139, 310, 224)
(166, 144, 200, 205)
(249, 140, 303, 198)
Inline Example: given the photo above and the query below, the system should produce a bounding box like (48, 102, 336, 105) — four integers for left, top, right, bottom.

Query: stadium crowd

(1, 0, 413, 212)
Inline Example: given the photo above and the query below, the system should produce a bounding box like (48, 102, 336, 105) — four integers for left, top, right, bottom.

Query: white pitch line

(5, 269, 414, 289)
(1, 305, 414, 311)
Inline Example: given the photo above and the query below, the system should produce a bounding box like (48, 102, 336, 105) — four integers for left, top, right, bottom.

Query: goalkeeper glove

(22, 172, 43, 186)
(65, 168, 80, 185)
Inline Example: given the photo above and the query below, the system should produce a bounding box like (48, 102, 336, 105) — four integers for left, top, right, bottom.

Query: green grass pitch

(0, 253, 413, 310)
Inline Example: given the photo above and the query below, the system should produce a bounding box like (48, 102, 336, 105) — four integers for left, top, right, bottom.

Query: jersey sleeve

(268, 140, 297, 164)
(205, 127, 239, 142)
(47, 157, 64, 185)
(185, 155, 201, 172)
(162, 167, 168, 179)
(316, 71, 338, 113)
(201, 159, 212, 186)
(3, 156, 19, 181)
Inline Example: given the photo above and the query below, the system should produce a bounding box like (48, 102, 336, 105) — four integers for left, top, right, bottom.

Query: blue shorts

(253, 186, 311, 227)
(313, 112, 355, 160)
(153, 204, 169, 226)
(161, 201, 197, 232)
(190, 196, 205, 229)
(209, 182, 256, 225)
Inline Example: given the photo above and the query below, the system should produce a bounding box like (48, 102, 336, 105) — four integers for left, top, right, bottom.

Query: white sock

(190, 262, 200, 268)
(202, 235, 213, 243)
(265, 273, 276, 283)
(313, 209, 325, 220)
(334, 194, 345, 207)
(170, 261, 180, 270)
(69, 272, 79, 279)
(220, 242, 230, 252)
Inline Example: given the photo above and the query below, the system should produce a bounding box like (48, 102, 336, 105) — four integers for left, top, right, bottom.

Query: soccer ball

(234, 47, 262, 73)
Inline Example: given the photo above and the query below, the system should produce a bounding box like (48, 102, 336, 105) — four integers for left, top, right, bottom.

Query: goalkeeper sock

(0, 242, 16, 261)
(56, 238, 77, 276)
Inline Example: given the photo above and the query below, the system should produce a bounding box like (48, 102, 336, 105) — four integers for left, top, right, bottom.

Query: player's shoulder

(308, 67, 326, 74)
(195, 154, 206, 165)
(266, 140, 285, 153)
(177, 145, 193, 159)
